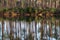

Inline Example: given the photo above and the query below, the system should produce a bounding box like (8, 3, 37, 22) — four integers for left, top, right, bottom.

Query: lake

(0, 20, 60, 40)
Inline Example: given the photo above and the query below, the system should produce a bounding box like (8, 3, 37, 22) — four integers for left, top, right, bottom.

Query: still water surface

(0, 21, 59, 40)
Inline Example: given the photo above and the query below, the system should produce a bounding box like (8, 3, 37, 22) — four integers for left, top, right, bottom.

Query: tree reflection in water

(0, 20, 60, 40)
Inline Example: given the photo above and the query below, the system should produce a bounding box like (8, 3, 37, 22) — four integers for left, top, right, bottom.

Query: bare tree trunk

(55, 0, 56, 8)
(17, 21, 20, 40)
(15, 20, 17, 40)
(40, 20, 43, 40)
(48, 20, 52, 40)
(50, 20, 52, 37)
(59, 0, 60, 8)
(9, 21, 13, 40)
(55, 20, 58, 40)
(2, 21, 4, 40)
(50, 0, 52, 8)
(14, 20, 16, 40)
(19, 21, 21, 40)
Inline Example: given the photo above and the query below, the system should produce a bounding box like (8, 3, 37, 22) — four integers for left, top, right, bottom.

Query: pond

(0, 20, 60, 40)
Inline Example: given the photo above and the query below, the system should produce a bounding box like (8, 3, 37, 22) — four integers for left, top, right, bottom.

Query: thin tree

(40, 20, 43, 40)
(2, 20, 4, 40)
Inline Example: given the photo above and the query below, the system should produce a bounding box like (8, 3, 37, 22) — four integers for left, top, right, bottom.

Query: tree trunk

(55, 20, 57, 39)
(48, 20, 52, 39)
(2, 21, 4, 40)
(9, 21, 13, 40)
(40, 20, 43, 40)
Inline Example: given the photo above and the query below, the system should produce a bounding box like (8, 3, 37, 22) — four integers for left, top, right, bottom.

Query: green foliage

(24, 7, 36, 13)
(53, 9, 60, 19)
(50, 8, 56, 13)
(0, 7, 60, 21)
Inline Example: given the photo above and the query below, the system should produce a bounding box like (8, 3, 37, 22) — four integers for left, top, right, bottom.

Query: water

(0, 21, 59, 40)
